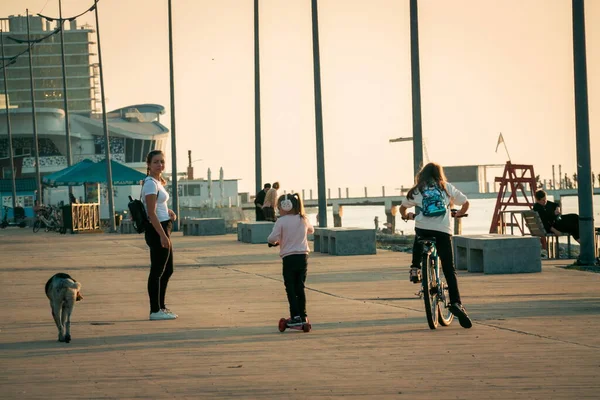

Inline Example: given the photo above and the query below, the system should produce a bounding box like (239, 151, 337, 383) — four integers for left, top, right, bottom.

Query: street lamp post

(310, 0, 327, 228)
(167, 0, 180, 231)
(94, 1, 116, 233)
(254, 0, 262, 196)
(571, 0, 595, 265)
(58, 0, 73, 169)
(409, 0, 424, 176)
(0, 31, 18, 219)
(25, 10, 43, 204)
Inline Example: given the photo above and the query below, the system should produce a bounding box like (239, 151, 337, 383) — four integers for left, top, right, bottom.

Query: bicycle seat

(417, 236, 437, 244)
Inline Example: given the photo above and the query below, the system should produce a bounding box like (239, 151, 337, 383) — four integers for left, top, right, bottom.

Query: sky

(1, 0, 598, 196)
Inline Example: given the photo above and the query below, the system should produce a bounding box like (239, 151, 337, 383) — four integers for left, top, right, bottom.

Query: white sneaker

(149, 310, 177, 320)
(162, 308, 178, 318)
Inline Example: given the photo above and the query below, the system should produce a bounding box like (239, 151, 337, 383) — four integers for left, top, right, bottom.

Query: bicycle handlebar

(402, 209, 468, 222)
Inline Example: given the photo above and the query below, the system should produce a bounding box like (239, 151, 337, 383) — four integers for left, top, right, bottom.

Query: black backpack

(128, 179, 157, 234)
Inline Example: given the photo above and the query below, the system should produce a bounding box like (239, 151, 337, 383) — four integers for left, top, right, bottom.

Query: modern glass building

(0, 15, 169, 181)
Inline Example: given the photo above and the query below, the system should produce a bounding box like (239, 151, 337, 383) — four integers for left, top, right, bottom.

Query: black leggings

(282, 254, 308, 319)
(145, 220, 174, 313)
(412, 228, 462, 305)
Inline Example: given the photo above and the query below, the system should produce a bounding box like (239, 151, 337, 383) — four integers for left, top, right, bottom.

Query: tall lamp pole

(58, 0, 73, 169)
(254, 0, 262, 195)
(167, 0, 179, 231)
(571, 0, 595, 265)
(0, 31, 18, 219)
(94, 1, 116, 232)
(26, 10, 43, 204)
(409, 0, 424, 176)
(310, 0, 327, 227)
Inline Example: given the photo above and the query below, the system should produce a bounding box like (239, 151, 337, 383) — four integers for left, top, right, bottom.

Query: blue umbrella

(42, 159, 95, 187)
(43, 159, 146, 186)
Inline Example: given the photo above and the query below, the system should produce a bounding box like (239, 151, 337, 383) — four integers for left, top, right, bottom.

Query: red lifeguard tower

(489, 161, 538, 234)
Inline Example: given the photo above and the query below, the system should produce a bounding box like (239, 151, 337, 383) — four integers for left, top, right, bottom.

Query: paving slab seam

(474, 321, 600, 349)
(219, 265, 600, 348)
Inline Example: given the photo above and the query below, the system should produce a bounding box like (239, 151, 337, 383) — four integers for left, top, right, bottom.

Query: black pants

(411, 228, 462, 305)
(282, 254, 308, 319)
(255, 206, 265, 221)
(145, 220, 174, 313)
(554, 214, 580, 240)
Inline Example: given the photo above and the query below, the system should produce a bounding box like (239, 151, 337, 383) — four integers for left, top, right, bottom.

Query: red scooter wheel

(278, 318, 287, 332)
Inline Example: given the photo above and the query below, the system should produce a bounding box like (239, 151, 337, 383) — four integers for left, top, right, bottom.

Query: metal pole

(409, 0, 424, 176)
(1, 31, 18, 220)
(310, 0, 327, 228)
(94, 2, 116, 232)
(26, 10, 43, 204)
(254, 0, 262, 195)
(572, 0, 595, 265)
(58, 0, 73, 168)
(167, 0, 179, 231)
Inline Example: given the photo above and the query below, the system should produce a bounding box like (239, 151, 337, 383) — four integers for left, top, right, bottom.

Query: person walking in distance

(254, 183, 271, 221)
(399, 162, 472, 329)
(268, 193, 314, 327)
(143, 150, 178, 320)
(262, 181, 280, 222)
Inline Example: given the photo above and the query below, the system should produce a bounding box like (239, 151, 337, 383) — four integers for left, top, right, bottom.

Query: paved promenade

(0, 228, 599, 399)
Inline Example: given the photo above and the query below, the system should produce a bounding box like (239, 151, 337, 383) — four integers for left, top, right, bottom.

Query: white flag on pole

(495, 133, 504, 153)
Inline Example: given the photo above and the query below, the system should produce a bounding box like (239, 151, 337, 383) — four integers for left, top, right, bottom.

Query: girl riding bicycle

(399, 162, 472, 329)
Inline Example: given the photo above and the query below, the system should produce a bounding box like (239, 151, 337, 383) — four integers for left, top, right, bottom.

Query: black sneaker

(288, 316, 303, 327)
(449, 303, 473, 329)
(409, 267, 422, 284)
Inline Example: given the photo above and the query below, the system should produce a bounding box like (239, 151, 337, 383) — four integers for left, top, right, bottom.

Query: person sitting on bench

(533, 190, 580, 243)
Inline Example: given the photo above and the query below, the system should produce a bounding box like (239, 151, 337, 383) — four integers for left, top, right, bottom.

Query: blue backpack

(421, 184, 447, 217)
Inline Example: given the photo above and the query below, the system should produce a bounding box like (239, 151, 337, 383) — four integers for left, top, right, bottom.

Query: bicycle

(404, 209, 467, 329)
(33, 205, 66, 234)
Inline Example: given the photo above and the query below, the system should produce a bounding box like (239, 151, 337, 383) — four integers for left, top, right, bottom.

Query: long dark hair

(145, 150, 167, 185)
(406, 162, 449, 200)
(277, 193, 306, 219)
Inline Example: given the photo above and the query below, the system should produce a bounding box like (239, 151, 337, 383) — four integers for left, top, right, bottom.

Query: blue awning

(42, 159, 146, 186)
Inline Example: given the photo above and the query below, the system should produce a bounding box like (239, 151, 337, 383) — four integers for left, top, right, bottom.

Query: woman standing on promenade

(399, 162, 472, 328)
(143, 150, 178, 321)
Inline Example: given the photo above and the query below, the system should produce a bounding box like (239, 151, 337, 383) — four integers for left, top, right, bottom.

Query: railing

(62, 203, 100, 232)
(21, 153, 126, 168)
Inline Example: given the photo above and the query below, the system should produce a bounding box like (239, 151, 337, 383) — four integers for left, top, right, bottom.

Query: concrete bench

(239, 221, 274, 244)
(182, 218, 226, 236)
(119, 219, 137, 234)
(313, 227, 376, 256)
(313, 227, 331, 253)
(328, 228, 376, 256)
(454, 234, 541, 274)
(237, 222, 246, 241)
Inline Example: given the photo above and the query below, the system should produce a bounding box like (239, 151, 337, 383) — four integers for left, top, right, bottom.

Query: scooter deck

(278, 317, 312, 333)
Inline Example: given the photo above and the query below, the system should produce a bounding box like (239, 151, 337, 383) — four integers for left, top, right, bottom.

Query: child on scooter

(267, 193, 314, 327)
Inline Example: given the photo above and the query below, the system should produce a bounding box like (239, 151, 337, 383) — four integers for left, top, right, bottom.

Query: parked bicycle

(415, 210, 467, 329)
(0, 206, 27, 229)
(33, 205, 66, 234)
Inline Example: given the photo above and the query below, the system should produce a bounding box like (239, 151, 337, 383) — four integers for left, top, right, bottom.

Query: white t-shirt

(142, 177, 170, 223)
(402, 182, 467, 235)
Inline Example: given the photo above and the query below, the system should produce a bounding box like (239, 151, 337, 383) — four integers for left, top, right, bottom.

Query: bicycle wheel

(421, 252, 438, 329)
(438, 279, 454, 326)
(33, 220, 42, 233)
